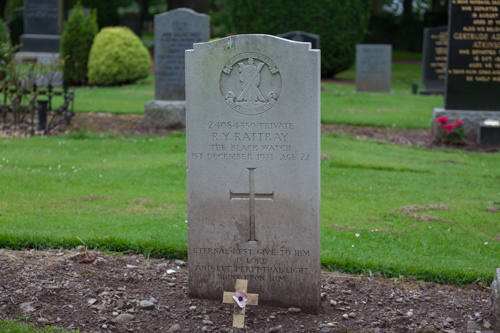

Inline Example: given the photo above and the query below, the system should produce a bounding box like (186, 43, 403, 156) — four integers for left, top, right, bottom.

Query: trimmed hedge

(61, 5, 98, 86)
(224, 0, 371, 77)
(87, 27, 151, 86)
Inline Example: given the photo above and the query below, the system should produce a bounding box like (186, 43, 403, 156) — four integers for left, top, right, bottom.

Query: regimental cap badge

(220, 53, 281, 115)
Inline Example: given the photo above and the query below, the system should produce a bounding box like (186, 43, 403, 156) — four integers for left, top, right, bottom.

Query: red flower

(437, 116, 448, 125)
(454, 119, 463, 126)
(444, 124, 456, 132)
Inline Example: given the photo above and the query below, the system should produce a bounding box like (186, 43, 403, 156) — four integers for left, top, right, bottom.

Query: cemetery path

(59, 112, 498, 152)
(0, 248, 494, 333)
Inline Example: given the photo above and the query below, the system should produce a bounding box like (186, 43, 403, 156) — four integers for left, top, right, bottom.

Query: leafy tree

(60, 3, 99, 85)
(224, 0, 371, 77)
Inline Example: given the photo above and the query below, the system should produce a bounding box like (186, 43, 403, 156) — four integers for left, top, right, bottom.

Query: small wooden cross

(222, 279, 259, 328)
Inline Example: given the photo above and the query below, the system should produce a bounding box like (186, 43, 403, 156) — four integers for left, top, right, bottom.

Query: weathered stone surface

(144, 100, 186, 129)
(186, 35, 321, 312)
(355, 44, 391, 93)
(112, 313, 135, 323)
(421, 26, 447, 94)
(154, 8, 210, 101)
(492, 268, 500, 332)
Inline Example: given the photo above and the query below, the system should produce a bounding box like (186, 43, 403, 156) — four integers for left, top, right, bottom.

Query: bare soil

(0, 249, 495, 333)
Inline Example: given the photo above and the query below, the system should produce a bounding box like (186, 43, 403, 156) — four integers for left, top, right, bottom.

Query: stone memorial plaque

(20, 0, 62, 53)
(24, 0, 60, 35)
(186, 35, 321, 312)
(421, 26, 447, 93)
(278, 30, 320, 49)
(445, 2, 500, 111)
(355, 44, 392, 93)
(154, 8, 209, 101)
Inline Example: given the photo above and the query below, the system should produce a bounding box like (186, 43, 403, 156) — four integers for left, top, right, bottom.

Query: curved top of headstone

(155, 7, 210, 19)
(191, 34, 316, 52)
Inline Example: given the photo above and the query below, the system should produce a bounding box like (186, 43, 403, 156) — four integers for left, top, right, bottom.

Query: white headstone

(186, 34, 321, 312)
(356, 44, 392, 93)
(154, 8, 210, 101)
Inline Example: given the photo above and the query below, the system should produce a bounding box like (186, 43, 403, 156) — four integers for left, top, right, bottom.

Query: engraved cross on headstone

(230, 167, 274, 242)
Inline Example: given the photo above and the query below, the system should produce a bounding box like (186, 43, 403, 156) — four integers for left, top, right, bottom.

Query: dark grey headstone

(421, 26, 447, 95)
(278, 31, 320, 49)
(20, 0, 61, 53)
(154, 8, 210, 101)
(121, 12, 142, 37)
(445, 3, 500, 111)
(355, 44, 392, 93)
(24, 0, 59, 35)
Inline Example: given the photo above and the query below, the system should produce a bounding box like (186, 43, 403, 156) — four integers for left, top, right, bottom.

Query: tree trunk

(167, 0, 208, 13)
(371, 0, 385, 14)
(431, 0, 443, 11)
(403, 0, 413, 18)
(140, 0, 149, 18)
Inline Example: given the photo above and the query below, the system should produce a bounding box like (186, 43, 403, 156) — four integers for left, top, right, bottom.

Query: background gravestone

(431, 3, 500, 144)
(278, 30, 320, 49)
(355, 44, 392, 93)
(421, 26, 447, 95)
(20, 0, 62, 53)
(186, 35, 321, 312)
(154, 8, 209, 101)
(144, 8, 209, 129)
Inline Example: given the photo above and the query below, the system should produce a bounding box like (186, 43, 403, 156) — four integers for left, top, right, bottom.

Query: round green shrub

(88, 26, 151, 86)
(61, 6, 98, 85)
(224, 0, 371, 77)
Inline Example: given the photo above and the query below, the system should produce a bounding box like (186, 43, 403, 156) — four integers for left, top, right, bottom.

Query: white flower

(351, 245, 354, 248)
(484, 242, 488, 245)
(355, 233, 360, 237)
(99, 175, 102, 178)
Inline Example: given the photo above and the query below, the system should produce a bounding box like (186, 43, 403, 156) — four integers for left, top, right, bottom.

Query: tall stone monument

(355, 44, 392, 93)
(20, 0, 62, 53)
(421, 26, 447, 95)
(431, 2, 500, 143)
(144, 8, 209, 129)
(186, 35, 321, 312)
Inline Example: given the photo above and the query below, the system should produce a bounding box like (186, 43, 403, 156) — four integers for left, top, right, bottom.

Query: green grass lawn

(0, 319, 78, 332)
(323, 62, 443, 129)
(1, 133, 499, 285)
